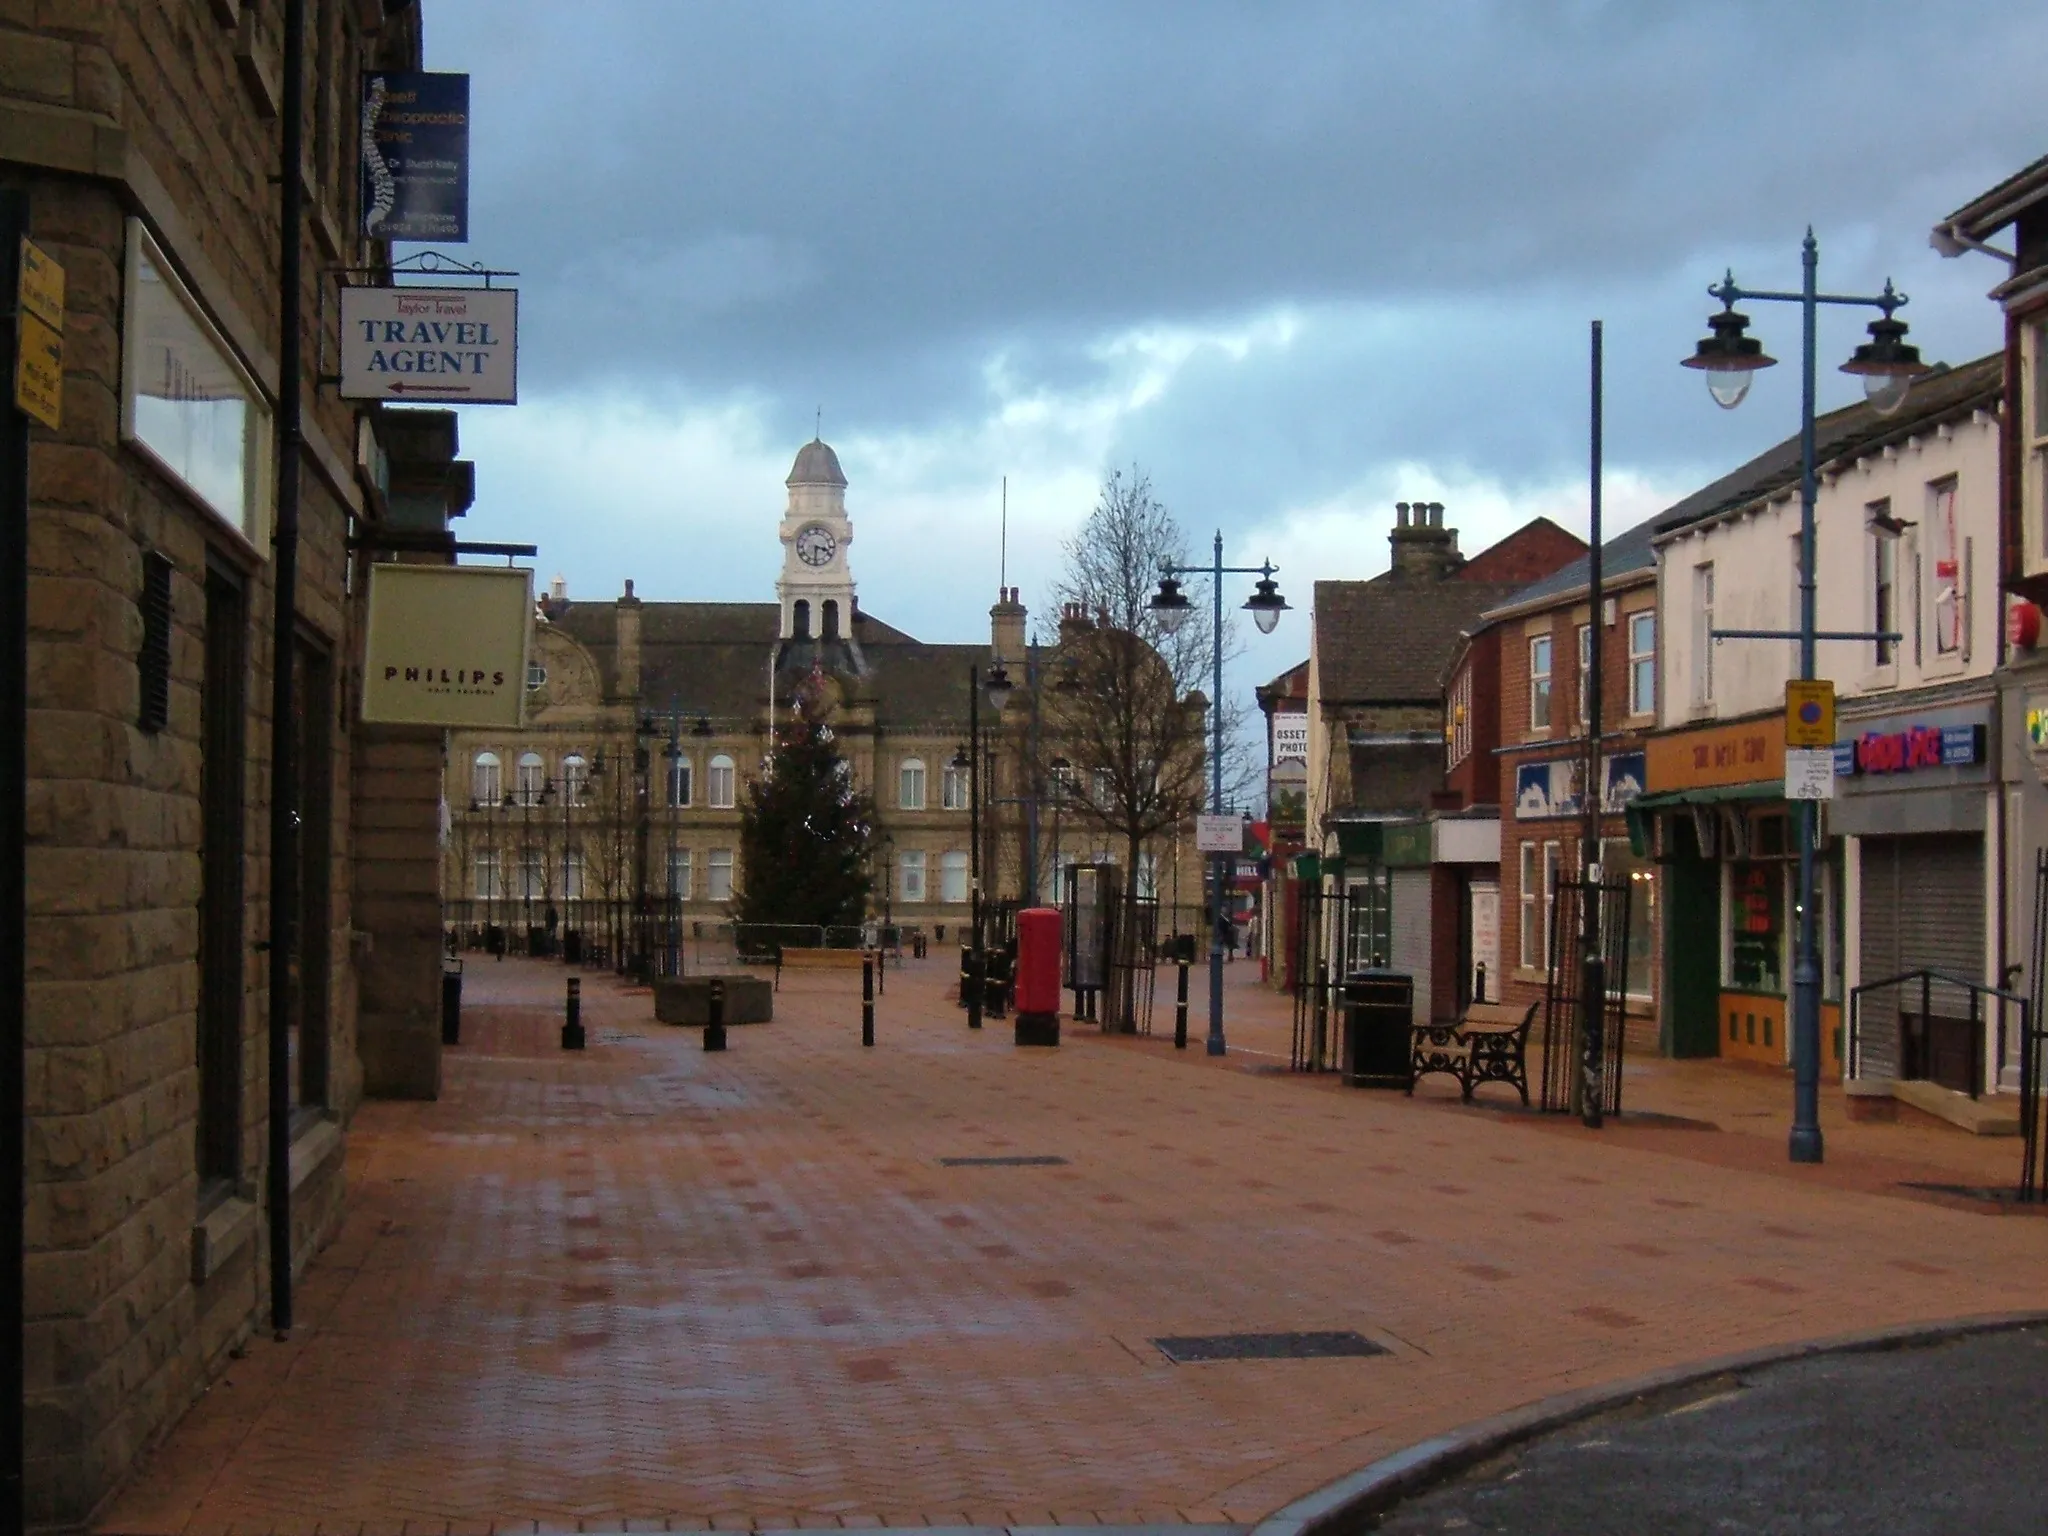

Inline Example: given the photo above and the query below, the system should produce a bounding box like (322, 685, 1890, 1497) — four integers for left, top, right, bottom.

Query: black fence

(1537, 875, 1632, 1117)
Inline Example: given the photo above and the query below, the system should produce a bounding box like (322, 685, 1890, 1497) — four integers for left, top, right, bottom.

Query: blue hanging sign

(361, 71, 470, 243)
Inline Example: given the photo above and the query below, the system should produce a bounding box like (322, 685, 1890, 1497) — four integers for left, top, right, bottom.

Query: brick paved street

(100, 956, 2048, 1533)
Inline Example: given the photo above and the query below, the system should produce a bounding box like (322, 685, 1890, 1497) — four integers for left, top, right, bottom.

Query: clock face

(796, 523, 837, 567)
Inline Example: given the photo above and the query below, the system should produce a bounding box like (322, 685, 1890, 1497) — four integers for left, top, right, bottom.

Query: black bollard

(562, 976, 585, 1051)
(967, 947, 984, 1031)
(862, 955, 875, 1047)
(1174, 957, 1189, 1049)
(441, 956, 463, 1046)
(876, 944, 886, 997)
(705, 977, 728, 1052)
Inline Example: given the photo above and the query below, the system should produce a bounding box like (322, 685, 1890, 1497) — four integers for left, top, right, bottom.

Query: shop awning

(1623, 781, 1783, 855)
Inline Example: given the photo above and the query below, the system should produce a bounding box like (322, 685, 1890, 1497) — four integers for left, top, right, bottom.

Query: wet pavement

(97, 955, 2048, 1533)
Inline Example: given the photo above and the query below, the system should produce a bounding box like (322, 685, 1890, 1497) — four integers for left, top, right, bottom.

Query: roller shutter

(1856, 832, 1983, 1084)
(1390, 868, 1433, 1026)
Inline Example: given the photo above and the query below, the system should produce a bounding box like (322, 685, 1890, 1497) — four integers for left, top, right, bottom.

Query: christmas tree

(733, 682, 874, 937)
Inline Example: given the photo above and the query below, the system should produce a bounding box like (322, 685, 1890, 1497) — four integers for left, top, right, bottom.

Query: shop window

(1601, 837, 1656, 1000)
(1529, 634, 1552, 731)
(1727, 861, 1784, 994)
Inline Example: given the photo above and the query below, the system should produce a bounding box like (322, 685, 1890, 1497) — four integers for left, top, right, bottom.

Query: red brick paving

(98, 955, 2048, 1533)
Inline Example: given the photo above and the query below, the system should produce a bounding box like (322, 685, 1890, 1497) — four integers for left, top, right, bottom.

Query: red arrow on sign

(386, 381, 474, 394)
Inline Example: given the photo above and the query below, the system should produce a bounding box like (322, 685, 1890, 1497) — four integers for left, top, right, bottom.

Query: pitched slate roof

(1484, 514, 1661, 619)
(1651, 352, 2003, 540)
(549, 599, 990, 729)
(1314, 577, 1538, 705)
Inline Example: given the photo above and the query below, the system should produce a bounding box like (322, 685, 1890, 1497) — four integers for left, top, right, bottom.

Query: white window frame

(518, 845, 545, 900)
(472, 750, 502, 807)
(1575, 623, 1592, 728)
(515, 751, 545, 807)
(562, 753, 590, 807)
(1448, 663, 1472, 769)
(668, 847, 692, 900)
(560, 848, 584, 901)
(1871, 509, 1899, 670)
(1928, 477, 1962, 658)
(1693, 562, 1715, 707)
(899, 757, 927, 811)
(939, 849, 969, 904)
(1519, 842, 1538, 967)
(1542, 840, 1561, 965)
(707, 754, 736, 809)
(707, 847, 734, 902)
(473, 849, 500, 900)
(1528, 634, 1553, 732)
(668, 752, 693, 807)
(899, 849, 928, 902)
(941, 762, 969, 810)
(1627, 610, 1655, 718)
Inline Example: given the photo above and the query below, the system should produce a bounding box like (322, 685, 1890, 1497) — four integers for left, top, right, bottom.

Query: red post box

(1014, 906, 1063, 1047)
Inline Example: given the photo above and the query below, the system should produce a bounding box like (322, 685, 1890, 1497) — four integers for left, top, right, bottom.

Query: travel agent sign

(340, 286, 517, 403)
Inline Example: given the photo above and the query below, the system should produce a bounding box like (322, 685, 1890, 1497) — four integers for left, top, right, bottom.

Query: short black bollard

(562, 976, 585, 1051)
(1174, 957, 1189, 1049)
(967, 947, 984, 1031)
(704, 977, 728, 1052)
(862, 955, 875, 1047)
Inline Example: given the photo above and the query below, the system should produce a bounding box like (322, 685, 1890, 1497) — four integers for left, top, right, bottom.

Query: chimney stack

(1388, 500, 1463, 581)
(990, 585, 1026, 660)
(615, 578, 643, 701)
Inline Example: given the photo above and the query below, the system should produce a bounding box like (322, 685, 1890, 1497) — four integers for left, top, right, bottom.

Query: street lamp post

(1681, 229, 1927, 1165)
(1150, 533, 1288, 1056)
(954, 662, 1014, 1029)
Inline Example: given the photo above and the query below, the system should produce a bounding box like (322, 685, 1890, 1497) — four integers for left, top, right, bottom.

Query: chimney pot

(1396, 501, 1410, 527)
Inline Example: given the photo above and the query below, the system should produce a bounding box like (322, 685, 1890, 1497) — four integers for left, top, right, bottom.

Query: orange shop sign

(1646, 715, 1785, 792)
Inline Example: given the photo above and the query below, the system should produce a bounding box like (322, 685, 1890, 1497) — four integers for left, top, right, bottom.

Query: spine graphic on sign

(362, 76, 395, 234)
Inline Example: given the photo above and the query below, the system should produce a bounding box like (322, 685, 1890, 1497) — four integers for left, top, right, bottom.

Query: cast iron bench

(1408, 999, 1536, 1105)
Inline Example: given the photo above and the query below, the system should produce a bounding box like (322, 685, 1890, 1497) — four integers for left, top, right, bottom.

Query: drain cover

(938, 1155, 1069, 1167)
(1152, 1330, 1389, 1363)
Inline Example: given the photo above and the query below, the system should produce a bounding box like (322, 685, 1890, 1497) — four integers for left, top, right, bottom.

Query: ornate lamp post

(1149, 535, 1288, 1056)
(1680, 231, 1927, 1164)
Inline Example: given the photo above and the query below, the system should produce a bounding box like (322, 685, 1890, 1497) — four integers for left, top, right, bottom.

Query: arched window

(563, 753, 590, 807)
(471, 751, 502, 807)
(899, 757, 926, 810)
(792, 599, 810, 638)
(667, 752, 693, 807)
(822, 599, 840, 639)
(516, 751, 545, 806)
(707, 754, 736, 809)
(940, 850, 969, 904)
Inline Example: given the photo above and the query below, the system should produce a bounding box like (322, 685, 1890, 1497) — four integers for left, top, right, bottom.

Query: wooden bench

(1408, 999, 1537, 1105)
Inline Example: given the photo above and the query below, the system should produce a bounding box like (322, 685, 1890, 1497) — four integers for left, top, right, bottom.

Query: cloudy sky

(425, 0, 2042, 765)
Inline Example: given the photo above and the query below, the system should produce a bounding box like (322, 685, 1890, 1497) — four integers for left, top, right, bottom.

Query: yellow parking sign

(1785, 680, 1835, 749)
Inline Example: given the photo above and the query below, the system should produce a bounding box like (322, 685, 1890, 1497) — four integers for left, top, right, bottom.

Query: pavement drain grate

(1151, 1329, 1390, 1364)
(937, 1155, 1069, 1167)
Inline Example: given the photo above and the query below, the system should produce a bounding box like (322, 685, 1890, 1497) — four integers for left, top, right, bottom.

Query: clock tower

(776, 437, 857, 642)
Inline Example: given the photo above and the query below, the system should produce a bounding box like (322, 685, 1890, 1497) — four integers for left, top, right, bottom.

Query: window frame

(1627, 609, 1656, 718)
(939, 849, 969, 904)
(899, 849, 928, 902)
(1575, 622, 1592, 728)
(1928, 477, 1962, 657)
(1519, 842, 1539, 967)
(668, 846, 693, 900)
(899, 757, 927, 811)
(1871, 509, 1898, 669)
(707, 753, 737, 809)
(472, 750, 502, 807)
(941, 762, 969, 810)
(1693, 562, 1715, 707)
(515, 750, 545, 807)
(707, 847, 735, 902)
(1528, 633, 1553, 732)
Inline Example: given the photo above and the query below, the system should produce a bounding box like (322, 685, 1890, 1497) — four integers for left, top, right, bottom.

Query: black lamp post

(1680, 231, 1927, 1164)
(1150, 535, 1288, 1056)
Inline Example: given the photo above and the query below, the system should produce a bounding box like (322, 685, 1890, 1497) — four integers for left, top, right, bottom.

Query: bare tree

(1043, 468, 1219, 1031)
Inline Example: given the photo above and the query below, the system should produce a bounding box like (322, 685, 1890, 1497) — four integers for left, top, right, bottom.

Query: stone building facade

(9, 2, 451, 1522)
(443, 440, 1202, 951)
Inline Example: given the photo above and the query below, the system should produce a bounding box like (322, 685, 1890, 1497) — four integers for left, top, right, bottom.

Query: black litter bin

(441, 956, 463, 1045)
(1342, 968, 1413, 1089)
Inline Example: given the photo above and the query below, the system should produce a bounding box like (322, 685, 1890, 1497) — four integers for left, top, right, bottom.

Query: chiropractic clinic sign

(339, 285, 518, 403)
(361, 564, 532, 727)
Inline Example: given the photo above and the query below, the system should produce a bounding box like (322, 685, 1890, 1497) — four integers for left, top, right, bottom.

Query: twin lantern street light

(1679, 230, 1930, 1165)
(1149, 536, 1289, 1056)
